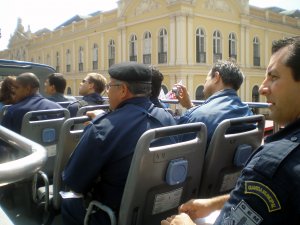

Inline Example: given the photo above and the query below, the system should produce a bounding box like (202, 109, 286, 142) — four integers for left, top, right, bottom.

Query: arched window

(79, 46, 84, 72)
(92, 43, 98, 70)
(196, 85, 205, 100)
(108, 39, 115, 68)
(56, 52, 60, 72)
(196, 28, 206, 63)
(253, 37, 260, 66)
(213, 30, 222, 62)
(161, 85, 168, 95)
(158, 28, 168, 64)
(143, 31, 152, 64)
(252, 85, 260, 114)
(67, 87, 72, 95)
(46, 54, 51, 66)
(129, 34, 137, 62)
(229, 33, 237, 60)
(66, 49, 71, 72)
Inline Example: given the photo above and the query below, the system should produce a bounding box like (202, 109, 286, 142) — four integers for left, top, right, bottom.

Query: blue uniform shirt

(1, 94, 62, 133)
(62, 97, 176, 211)
(47, 93, 76, 102)
(215, 118, 300, 225)
(68, 93, 105, 117)
(177, 89, 253, 143)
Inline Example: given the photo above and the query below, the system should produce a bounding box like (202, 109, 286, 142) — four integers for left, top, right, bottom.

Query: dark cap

(108, 62, 152, 83)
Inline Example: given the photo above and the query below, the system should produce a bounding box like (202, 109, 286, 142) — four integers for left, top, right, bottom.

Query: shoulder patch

(245, 181, 281, 212)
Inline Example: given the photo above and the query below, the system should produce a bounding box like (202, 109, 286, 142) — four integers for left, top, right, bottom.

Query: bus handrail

(0, 125, 47, 186)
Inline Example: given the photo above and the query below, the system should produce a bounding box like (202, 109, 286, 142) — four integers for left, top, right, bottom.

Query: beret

(108, 62, 152, 83)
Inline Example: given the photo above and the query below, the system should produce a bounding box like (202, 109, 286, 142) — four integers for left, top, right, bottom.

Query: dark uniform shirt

(1, 94, 62, 133)
(177, 89, 253, 144)
(62, 97, 176, 213)
(47, 92, 76, 102)
(215, 118, 300, 225)
(67, 93, 105, 117)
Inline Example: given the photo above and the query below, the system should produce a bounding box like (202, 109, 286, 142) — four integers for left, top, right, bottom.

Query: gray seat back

(20, 108, 70, 176)
(118, 122, 207, 225)
(52, 116, 91, 210)
(76, 104, 110, 117)
(199, 115, 265, 197)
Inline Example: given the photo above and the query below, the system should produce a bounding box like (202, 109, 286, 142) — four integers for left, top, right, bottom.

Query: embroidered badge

(222, 200, 263, 225)
(245, 181, 281, 212)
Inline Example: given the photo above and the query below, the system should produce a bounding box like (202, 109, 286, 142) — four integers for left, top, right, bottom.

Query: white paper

(59, 191, 83, 199)
(195, 210, 220, 225)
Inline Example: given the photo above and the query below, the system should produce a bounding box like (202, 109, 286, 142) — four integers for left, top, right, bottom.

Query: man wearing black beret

(61, 62, 176, 225)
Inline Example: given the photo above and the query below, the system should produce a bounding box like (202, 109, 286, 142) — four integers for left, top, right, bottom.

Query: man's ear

(120, 83, 130, 98)
(213, 71, 221, 83)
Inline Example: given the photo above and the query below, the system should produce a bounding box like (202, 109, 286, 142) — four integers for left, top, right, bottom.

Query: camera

(172, 87, 179, 97)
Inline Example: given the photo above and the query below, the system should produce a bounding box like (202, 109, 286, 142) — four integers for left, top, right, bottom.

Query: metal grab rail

(0, 125, 47, 186)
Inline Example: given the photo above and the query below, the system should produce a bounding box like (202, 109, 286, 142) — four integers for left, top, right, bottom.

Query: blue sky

(0, 0, 299, 51)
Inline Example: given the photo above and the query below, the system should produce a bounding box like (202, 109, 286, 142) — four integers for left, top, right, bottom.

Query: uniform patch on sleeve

(223, 200, 263, 225)
(245, 181, 281, 212)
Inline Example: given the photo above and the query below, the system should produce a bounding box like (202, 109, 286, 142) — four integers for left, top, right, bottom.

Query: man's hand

(179, 195, 229, 220)
(175, 84, 194, 109)
(161, 213, 196, 225)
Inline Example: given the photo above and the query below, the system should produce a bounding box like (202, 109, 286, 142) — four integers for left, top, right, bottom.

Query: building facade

(1, 0, 299, 104)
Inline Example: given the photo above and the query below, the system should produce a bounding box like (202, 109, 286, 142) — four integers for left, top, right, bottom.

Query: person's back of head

(0, 76, 17, 104)
(271, 36, 300, 81)
(107, 62, 152, 110)
(47, 73, 67, 94)
(211, 59, 244, 91)
(87, 73, 107, 95)
(149, 65, 164, 98)
(108, 62, 152, 96)
(15, 72, 40, 102)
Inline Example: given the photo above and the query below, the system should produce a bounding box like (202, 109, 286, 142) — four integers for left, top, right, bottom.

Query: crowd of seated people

(0, 57, 272, 225)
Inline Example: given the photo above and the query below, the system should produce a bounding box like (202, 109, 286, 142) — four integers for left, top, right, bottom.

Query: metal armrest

(84, 200, 116, 225)
(32, 170, 50, 211)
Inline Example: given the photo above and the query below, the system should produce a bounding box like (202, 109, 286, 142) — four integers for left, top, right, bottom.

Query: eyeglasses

(105, 83, 121, 91)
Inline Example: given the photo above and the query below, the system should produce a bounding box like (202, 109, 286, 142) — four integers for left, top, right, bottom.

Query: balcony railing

(253, 57, 260, 66)
(143, 54, 151, 65)
(196, 52, 206, 63)
(213, 53, 222, 62)
(158, 52, 167, 64)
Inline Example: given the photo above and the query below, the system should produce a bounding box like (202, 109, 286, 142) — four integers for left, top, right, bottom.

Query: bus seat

(198, 114, 265, 198)
(84, 122, 207, 225)
(33, 116, 90, 224)
(20, 108, 70, 177)
(0, 105, 11, 124)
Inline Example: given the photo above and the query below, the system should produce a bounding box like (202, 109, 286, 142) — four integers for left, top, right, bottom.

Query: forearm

(208, 194, 230, 211)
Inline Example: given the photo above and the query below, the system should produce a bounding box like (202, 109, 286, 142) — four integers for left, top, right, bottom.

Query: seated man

(161, 36, 300, 225)
(67, 73, 107, 117)
(61, 62, 176, 225)
(1, 72, 62, 133)
(44, 73, 76, 102)
(176, 60, 253, 144)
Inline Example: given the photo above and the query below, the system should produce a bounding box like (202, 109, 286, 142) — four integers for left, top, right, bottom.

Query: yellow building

(1, 0, 299, 104)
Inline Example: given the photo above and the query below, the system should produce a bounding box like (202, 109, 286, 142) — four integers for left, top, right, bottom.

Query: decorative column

(176, 14, 187, 65)
(169, 15, 176, 65)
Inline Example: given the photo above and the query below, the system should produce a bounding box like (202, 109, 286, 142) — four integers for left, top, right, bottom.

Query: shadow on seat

(84, 122, 207, 225)
(34, 116, 91, 225)
(198, 114, 265, 198)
